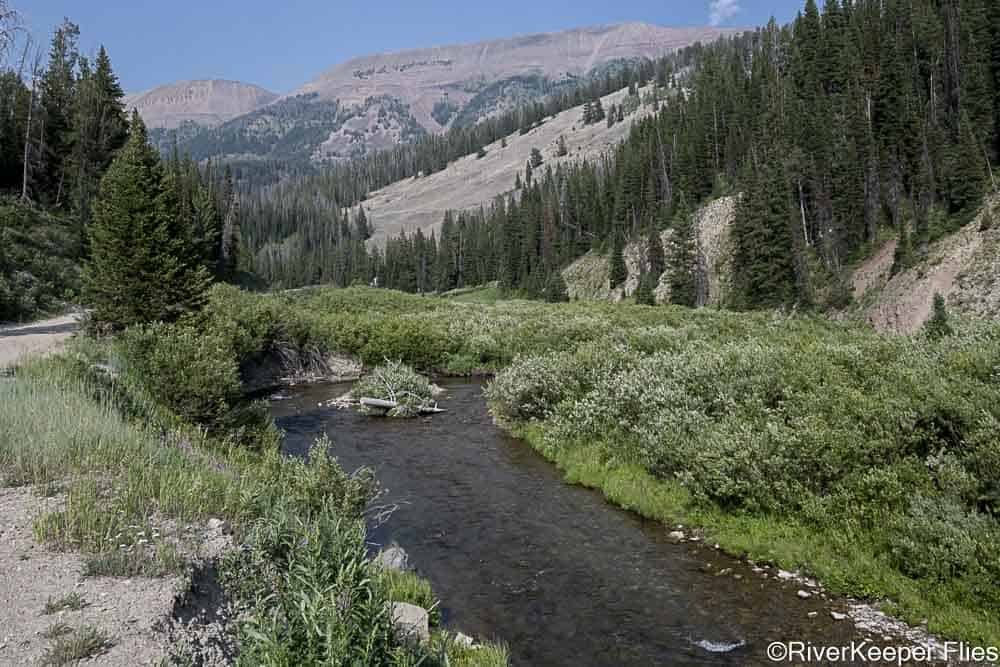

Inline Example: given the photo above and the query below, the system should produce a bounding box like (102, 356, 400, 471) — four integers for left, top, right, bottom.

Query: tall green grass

(1, 344, 508, 665)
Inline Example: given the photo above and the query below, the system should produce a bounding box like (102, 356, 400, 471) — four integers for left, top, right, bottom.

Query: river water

(270, 380, 871, 666)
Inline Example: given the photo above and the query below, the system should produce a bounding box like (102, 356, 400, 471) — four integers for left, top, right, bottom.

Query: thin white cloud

(708, 0, 741, 26)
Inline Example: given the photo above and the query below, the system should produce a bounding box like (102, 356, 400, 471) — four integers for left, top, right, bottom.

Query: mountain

(142, 22, 737, 164)
(125, 79, 278, 129)
(292, 22, 734, 134)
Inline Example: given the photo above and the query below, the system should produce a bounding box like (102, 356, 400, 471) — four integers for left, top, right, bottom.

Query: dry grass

(40, 625, 114, 666)
(43, 592, 88, 615)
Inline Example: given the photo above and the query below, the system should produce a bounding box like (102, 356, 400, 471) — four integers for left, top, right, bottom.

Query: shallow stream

(270, 380, 871, 666)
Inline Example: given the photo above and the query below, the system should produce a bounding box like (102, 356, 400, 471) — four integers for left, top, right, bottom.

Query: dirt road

(0, 314, 80, 368)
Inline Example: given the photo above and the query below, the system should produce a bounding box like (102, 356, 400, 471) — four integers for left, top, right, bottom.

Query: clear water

(271, 380, 871, 666)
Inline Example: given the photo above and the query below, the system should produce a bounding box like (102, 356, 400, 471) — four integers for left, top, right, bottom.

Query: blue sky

(18, 0, 804, 94)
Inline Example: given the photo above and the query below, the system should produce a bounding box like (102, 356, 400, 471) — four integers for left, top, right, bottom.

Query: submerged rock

(692, 638, 747, 653)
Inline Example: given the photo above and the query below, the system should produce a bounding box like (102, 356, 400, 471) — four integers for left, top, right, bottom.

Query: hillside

(861, 196, 1000, 333)
(364, 83, 662, 243)
(561, 192, 1000, 336)
(125, 79, 278, 129)
(144, 23, 736, 164)
(561, 195, 737, 305)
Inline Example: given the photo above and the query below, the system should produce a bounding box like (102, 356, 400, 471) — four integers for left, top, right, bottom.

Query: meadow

(154, 284, 1000, 647)
(12, 283, 997, 655)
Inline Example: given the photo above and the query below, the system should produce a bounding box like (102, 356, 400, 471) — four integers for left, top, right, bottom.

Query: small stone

(807, 611, 818, 618)
(207, 518, 231, 534)
(455, 632, 475, 647)
(831, 611, 848, 621)
(716, 568, 733, 577)
(733, 574, 743, 580)
(797, 590, 812, 600)
(667, 530, 685, 540)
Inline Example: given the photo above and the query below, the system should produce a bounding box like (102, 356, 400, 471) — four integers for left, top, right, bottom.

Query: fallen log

(359, 397, 445, 414)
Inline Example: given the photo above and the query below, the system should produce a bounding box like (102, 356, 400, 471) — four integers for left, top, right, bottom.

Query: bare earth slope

(294, 22, 738, 134)
(126, 80, 278, 129)
(364, 84, 658, 243)
(864, 196, 1000, 333)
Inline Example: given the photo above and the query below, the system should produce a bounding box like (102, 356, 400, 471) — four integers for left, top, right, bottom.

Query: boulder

(376, 546, 409, 572)
(391, 602, 429, 645)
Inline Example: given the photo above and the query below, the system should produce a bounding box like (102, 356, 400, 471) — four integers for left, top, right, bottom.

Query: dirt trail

(0, 314, 79, 369)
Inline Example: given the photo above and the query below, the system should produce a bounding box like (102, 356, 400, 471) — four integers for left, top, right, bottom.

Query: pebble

(831, 611, 848, 621)
(797, 590, 812, 600)
(716, 568, 733, 577)
(667, 530, 685, 540)
(807, 611, 818, 618)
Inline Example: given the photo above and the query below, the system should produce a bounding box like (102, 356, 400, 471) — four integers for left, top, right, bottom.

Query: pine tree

(83, 111, 211, 330)
(609, 230, 627, 288)
(668, 201, 697, 306)
(542, 270, 569, 302)
(634, 271, 656, 305)
(218, 166, 241, 280)
(647, 225, 665, 279)
(38, 20, 80, 207)
(355, 204, 371, 240)
(556, 135, 568, 157)
(924, 292, 953, 340)
(593, 98, 606, 122)
(530, 147, 543, 168)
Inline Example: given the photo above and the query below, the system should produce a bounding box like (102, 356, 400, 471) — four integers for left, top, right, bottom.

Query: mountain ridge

(132, 22, 740, 160)
(125, 79, 278, 129)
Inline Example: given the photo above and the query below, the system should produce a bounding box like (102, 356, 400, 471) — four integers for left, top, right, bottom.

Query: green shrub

(117, 321, 277, 450)
(889, 495, 994, 581)
(352, 361, 436, 418)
